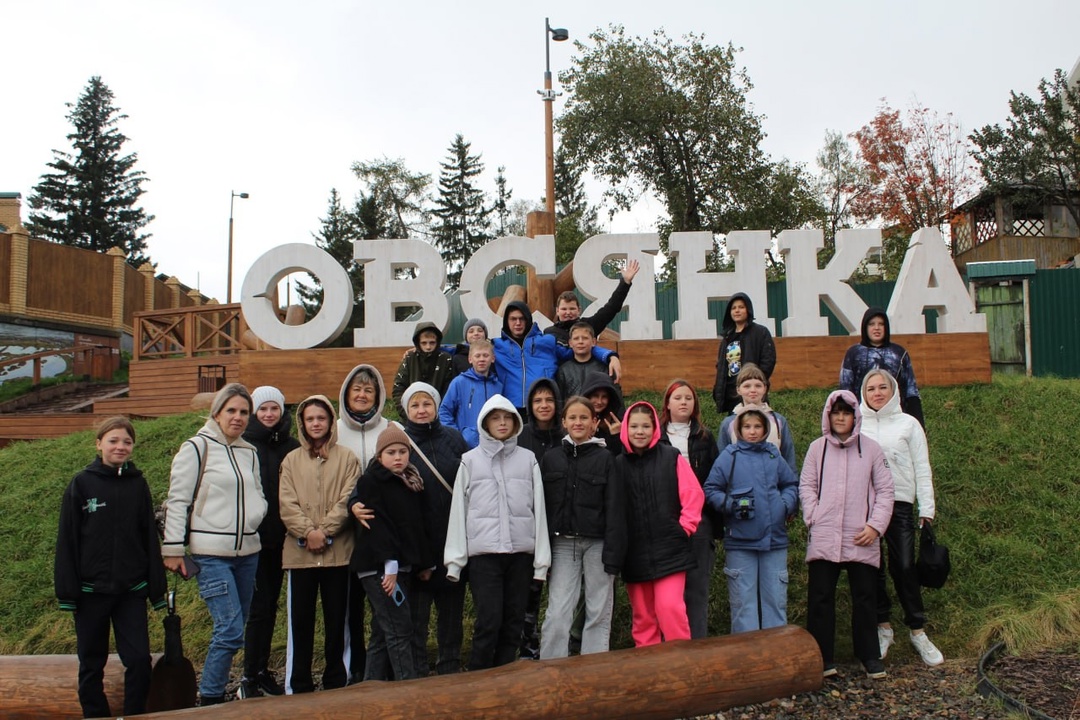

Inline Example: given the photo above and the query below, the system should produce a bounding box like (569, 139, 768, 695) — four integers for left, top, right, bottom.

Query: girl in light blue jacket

(705, 406, 798, 634)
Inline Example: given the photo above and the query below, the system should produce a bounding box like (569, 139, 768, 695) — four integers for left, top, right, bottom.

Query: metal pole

(227, 202, 235, 304)
(544, 18, 556, 216)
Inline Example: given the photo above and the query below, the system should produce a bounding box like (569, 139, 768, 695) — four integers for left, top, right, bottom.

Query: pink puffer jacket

(799, 390, 894, 567)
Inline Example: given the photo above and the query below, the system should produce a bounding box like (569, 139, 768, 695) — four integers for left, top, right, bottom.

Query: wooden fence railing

(134, 305, 247, 361)
(0, 345, 117, 384)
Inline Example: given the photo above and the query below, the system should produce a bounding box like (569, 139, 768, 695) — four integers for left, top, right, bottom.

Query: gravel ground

(691, 658, 1006, 720)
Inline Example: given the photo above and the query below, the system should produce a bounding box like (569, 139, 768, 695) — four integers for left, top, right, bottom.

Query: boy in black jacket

(55, 416, 166, 718)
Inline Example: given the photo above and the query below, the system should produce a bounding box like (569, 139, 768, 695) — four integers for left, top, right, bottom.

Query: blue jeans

(194, 554, 258, 696)
(724, 548, 788, 634)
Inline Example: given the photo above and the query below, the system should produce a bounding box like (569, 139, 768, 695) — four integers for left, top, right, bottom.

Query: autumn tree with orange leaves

(850, 102, 979, 276)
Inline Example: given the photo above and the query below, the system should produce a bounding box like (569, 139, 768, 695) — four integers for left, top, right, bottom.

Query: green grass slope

(2, 375, 1078, 666)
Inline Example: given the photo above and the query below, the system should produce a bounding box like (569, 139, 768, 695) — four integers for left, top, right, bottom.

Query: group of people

(53, 277, 942, 717)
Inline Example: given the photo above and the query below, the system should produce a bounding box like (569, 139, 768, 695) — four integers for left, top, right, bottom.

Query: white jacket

(336, 364, 393, 469)
(163, 419, 268, 557)
(859, 372, 935, 519)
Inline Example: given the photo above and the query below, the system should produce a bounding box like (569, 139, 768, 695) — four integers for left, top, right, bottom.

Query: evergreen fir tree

(494, 165, 513, 236)
(26, 76, 153, 265)
(432, 134, 493, 289)
(294, 189, 364, 344)
(553, 147, 602, 266)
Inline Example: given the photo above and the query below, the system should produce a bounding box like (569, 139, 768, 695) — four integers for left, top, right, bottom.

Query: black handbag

(916, 522, 951, 589)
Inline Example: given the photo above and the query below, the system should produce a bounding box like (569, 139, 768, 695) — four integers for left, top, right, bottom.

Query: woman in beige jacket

(279, 395, 361, 694)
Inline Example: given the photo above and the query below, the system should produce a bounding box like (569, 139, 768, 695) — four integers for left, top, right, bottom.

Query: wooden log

(552, 262, 576, 297)
(0, 653, 152, 720)
(495, 285, 527, 318)
(135, 625, 820, 720)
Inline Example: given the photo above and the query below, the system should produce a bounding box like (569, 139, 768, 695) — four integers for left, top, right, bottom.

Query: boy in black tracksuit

(55, 417, 166, 718)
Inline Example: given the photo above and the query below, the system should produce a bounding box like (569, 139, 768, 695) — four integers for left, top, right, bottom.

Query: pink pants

(626, 572, 691, 647)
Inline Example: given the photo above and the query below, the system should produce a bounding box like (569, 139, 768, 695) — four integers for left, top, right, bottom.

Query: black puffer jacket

(540, 437, 626, 574)
(403, 417, 468, 586)
(243, 412, 301, 550)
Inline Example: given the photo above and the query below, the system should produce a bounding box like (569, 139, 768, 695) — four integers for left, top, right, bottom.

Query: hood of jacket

(476, 394, 523, 453)
(524, 377, 563, 425)
(819, 389, 863, 447)
(412, 321, 445, 352)
(338, 364, 388, 432)
(580, 370, 624, 420)
(859, 368, 902, 419)
(722, 292, 756, 334)
(295, 394, 340, 454)
(619, 400, 662, 453)
(502, 300, 537, 343)
(244, 406, 294, 447)
(860, 306, 891, 347)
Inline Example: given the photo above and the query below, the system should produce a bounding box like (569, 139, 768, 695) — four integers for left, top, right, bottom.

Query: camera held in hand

(734, 496, 755, 521)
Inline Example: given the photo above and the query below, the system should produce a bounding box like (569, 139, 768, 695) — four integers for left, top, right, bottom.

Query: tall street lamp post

(539, 18, 568, 217)
(227, 190, 249, 304)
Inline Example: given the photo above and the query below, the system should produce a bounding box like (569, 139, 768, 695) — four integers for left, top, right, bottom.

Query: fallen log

(0, 653, 154, 720)
(138, 625, 819, 719)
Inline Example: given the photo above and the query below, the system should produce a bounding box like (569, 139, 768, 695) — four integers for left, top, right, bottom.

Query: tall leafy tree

(557, 26, 816, 278)
(27, 76, 153, 265)
(851, 101, 979, 276)
(432, 134, 493, 289)
(971, 69, 1080, 229)
(350, 157, 431, 239)
(815, 130, 870, 261)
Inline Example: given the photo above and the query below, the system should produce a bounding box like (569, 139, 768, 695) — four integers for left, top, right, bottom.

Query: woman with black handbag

(859, 369, 943, 667)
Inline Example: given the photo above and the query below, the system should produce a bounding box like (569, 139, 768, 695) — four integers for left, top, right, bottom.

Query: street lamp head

(548, 25, 568, 42)
(239, 192, 250, 199)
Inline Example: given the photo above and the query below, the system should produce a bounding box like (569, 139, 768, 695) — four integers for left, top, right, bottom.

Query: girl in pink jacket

(800, 390, 894, 679)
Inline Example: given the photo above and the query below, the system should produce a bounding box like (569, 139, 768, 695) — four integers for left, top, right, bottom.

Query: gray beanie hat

(251, 386, 286, 413)
(402, 382, 441, 411)
(462, 318, 489, 339)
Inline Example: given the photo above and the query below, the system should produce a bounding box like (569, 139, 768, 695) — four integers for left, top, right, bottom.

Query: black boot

(200, 694, 225, 706)
(255, 670, 284, 696)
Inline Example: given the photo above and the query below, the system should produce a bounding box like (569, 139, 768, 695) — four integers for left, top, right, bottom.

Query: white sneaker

(910, 631, 944, 666)
(877, 626, 894, 658)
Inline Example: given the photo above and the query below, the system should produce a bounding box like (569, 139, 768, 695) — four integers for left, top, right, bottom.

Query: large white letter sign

(572, 234, 661, 341)
(779, 229, 881, 337)
(888, 227, 987, 333)
(241, 243, 352, 349)
(458, 235, 556, 332)
(353, 238, 449, 347)
(670, 230, 774, 338)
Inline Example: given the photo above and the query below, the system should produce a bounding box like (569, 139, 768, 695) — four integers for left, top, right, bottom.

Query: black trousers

(345, 572, 367, 680)
(74, 592, 152, 718)
(286, 566, 349, 693)
(468, 553, 534, 670)
(806, 560, 879, 666)
(416, 581, 467, 674)
(876, 501, 927, 629)
(244, 544, 285, 677)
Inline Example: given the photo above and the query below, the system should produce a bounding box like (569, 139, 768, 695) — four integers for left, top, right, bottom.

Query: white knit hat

(401, 382, 441, 411)
(250, 385, 286, 413)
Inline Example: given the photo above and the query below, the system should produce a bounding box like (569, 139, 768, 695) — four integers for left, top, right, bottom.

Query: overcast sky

(3, 0, 1078, 301)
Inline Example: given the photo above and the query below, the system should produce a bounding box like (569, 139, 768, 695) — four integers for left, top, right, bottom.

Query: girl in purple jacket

(800, 390, 894, 680)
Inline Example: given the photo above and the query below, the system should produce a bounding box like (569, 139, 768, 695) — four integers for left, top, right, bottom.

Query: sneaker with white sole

(877, 626, 895, 659)
(910, 631, 944, 666)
